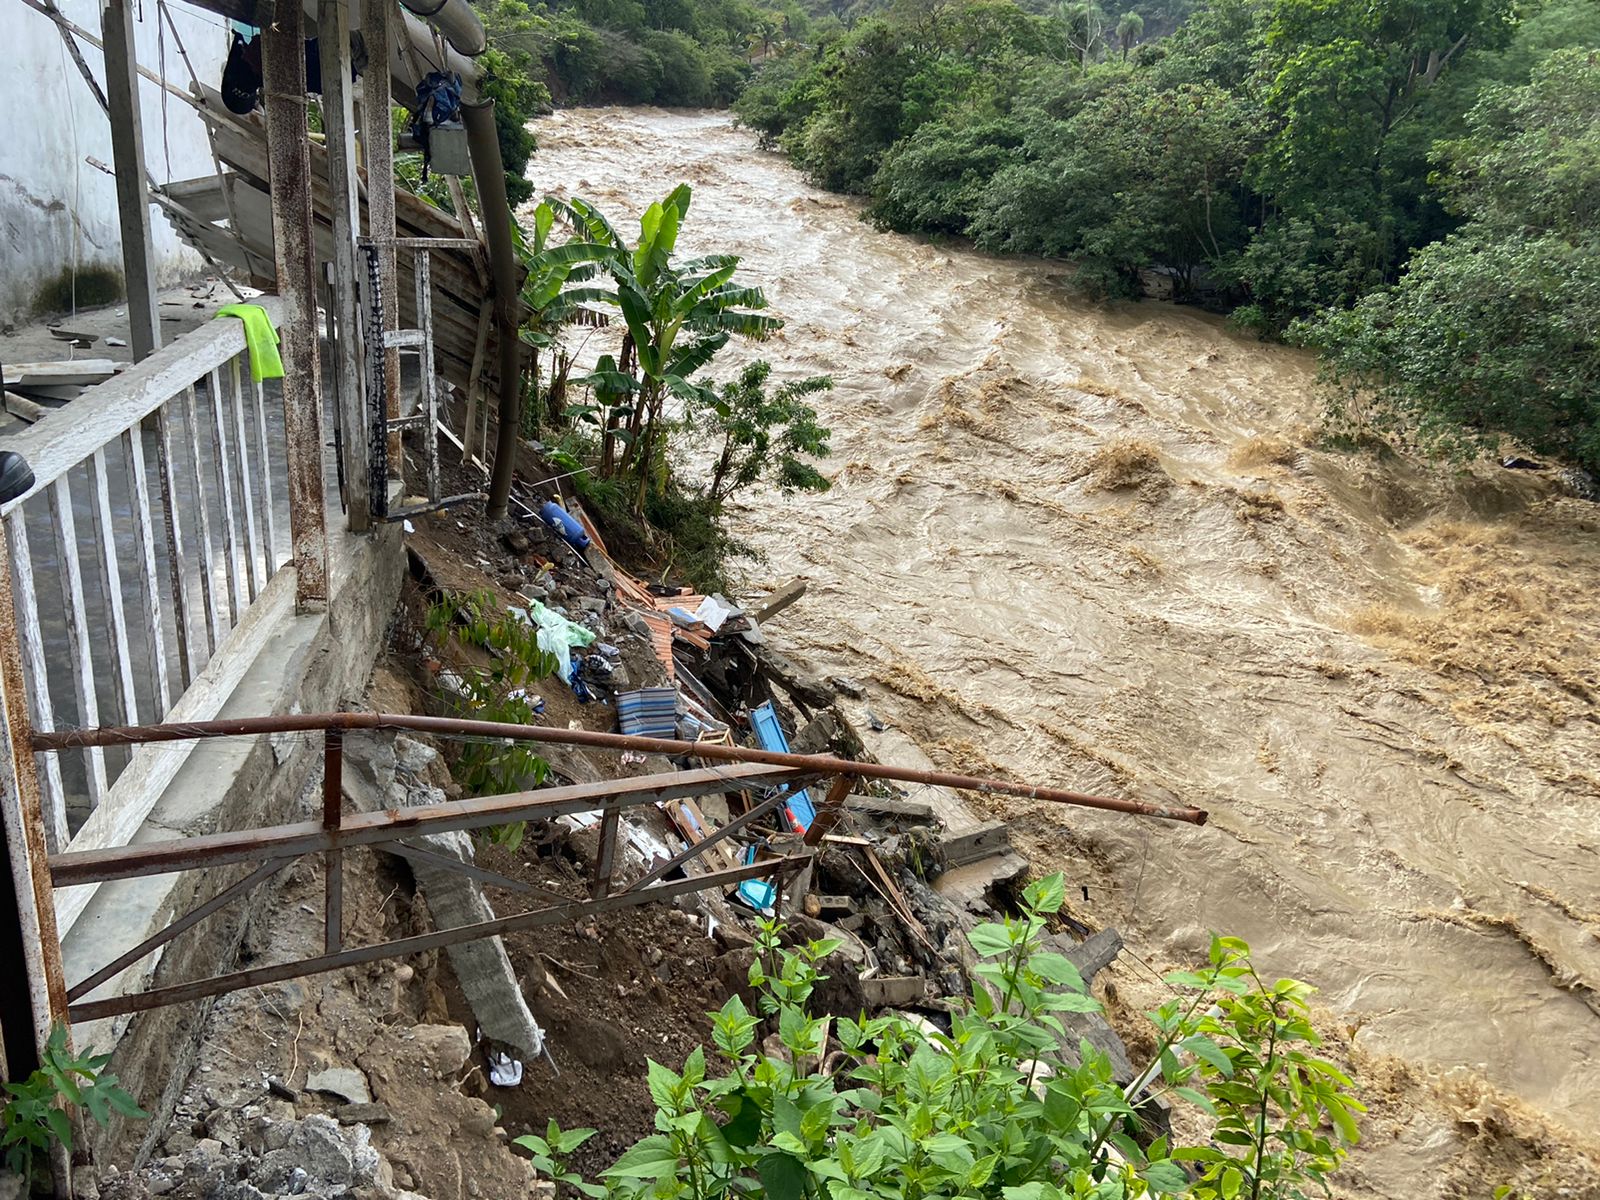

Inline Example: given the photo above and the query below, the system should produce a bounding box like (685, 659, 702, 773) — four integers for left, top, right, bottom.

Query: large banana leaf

(689, 310, 783, 338)
(673, 265, 740, 315)
(616, 285, 660, 375)
(664, 332, 730, 380)
(545, 195, 623, 248)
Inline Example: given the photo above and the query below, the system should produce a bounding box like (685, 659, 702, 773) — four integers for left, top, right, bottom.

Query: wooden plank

(261, 10, 330, 610)
(227, 358, 263, 601)
(101, 0, 160, 360)
(361, 0, 402, 475)
(3, 512, 69, 852)
(153, 405, 196, 689)
(205, 367, 244, 625)
(51, 567, 297, 934)
(88, 447, 140, 725)
(0, 314, 267, 519)
(416, 253, 440, 503)
(3, 393, 47, 423)
(182, 383, 223, 652)
(251, 376, 279, 580)
(752, 577, 808, 624)
(1, 361, 117, 388)
(121, 425, 173, 715)
(47, 478, 109, 809)
(319, 0, 370, 533)
(940, 820, 1011, 868)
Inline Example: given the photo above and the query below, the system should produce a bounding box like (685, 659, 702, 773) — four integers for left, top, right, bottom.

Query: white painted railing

(1, 299, 290, 931)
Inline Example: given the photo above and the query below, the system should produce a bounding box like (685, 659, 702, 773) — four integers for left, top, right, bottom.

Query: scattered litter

(516, 599, 598, 682)
(621, 750, 647, 765)
(403, 519, 415, 534)
(105, 336, 128, 347)
(487, 1052, 524, 1088)
(691, 594, 740, 633)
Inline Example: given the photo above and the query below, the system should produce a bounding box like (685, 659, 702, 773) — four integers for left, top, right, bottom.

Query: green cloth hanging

(214, 303, 286, 382)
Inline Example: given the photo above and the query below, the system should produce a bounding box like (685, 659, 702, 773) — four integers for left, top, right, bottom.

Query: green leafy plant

(701, 360, 834, 508)
(516, 874, 1361, 1200)
(2, 1025, 146, 1189)
(548, 186, 783, 512)
(424, 592, 558, 845)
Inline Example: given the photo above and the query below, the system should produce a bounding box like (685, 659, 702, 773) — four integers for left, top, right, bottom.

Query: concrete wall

(3, 0, 229, 324)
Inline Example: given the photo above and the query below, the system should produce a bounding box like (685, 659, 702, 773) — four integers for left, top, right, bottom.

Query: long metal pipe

(394, 0, 486, 56)
(33, 712, 1210, 824)
(462, 99, 525, 522)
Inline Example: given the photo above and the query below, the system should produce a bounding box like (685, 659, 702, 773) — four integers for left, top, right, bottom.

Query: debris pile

(401, 474, 1138, 1069)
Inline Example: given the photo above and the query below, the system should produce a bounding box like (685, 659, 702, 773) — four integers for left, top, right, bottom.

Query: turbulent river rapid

(530, 107, 1600, 1193)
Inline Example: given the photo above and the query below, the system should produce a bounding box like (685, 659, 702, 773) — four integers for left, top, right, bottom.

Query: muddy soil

(527, 107, 1600, 1197)
(434, 841, 733, 1177)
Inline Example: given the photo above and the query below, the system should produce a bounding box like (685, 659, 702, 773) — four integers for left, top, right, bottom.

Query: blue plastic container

(540, 501, 591, 551)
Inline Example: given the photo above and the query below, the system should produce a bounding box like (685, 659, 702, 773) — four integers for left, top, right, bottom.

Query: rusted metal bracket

(67, 857, 800, 1024)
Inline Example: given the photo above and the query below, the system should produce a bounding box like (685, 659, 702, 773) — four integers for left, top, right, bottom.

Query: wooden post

(0, 520, 70, 1074)
(319, 0, 370, 532)
(364, 2, 402, 474)
(261, 0, 329, 608)
(100, 0, 161, 361)
(803, 774, 855, 847)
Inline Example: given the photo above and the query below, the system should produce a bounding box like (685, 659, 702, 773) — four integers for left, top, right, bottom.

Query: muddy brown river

(529, 107, 1600, 1193)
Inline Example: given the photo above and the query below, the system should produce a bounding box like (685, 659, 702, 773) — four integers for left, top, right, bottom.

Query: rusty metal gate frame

(12, 711, 1206, 1037)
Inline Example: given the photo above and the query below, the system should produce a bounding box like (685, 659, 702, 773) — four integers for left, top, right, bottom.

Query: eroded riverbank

(529, 106, 1600, 1195)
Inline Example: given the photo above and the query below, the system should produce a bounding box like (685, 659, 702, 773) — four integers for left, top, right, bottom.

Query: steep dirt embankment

(529, 107, 1600, 1196)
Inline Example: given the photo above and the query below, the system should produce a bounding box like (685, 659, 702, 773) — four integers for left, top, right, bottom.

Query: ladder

(358, 236, 485, 522)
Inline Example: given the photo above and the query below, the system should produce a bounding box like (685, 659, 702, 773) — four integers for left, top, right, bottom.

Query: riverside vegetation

(514, 874, 1365, 1200)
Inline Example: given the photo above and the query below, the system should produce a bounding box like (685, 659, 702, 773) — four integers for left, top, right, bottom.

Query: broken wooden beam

(940, 820, 1011, 868)
(861, 975, 926, 1009)
(757, 648, 834, 710)
(1, 360, 117, 388)
(3, 393, 48, 424)
(751, 577, 807, 624)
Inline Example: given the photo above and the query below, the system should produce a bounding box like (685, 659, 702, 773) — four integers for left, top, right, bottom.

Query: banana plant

(548, 185, 782, 511)
(515, 200, 614, 428)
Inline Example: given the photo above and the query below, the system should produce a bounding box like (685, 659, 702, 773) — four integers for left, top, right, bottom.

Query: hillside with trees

(725, 0, 1599, 475)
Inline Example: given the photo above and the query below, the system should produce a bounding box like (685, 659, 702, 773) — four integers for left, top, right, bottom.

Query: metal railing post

(0, 520, 70, 1069)
(323, 729, 343, 953)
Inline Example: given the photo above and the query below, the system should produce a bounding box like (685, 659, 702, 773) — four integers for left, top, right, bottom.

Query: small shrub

(424, 592, 556, 846)
(3, 1025, 145, 1190)
(516, 874, 1363, 1200)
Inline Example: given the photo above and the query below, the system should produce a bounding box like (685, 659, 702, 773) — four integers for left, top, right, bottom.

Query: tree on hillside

(1301, 47, 1600, 473)
(1116, 8, 1143, 58)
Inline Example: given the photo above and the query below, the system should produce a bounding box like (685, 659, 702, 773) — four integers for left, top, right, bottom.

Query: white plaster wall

(2, 0, 230, 323)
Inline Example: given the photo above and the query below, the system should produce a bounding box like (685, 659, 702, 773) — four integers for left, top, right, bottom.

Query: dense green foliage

(1301, 47, 1600, 472)
(474, 0, 809, 110)
(702, 360, 834, 505)
(525, 186, 824, 588)
(515, 874, 1363, 1199)
(728, 0, 1598, 469)
(3, 1025, 145, 1189)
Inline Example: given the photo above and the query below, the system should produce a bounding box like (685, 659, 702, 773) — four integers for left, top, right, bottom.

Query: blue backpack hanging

(410, 71, 463, 183)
